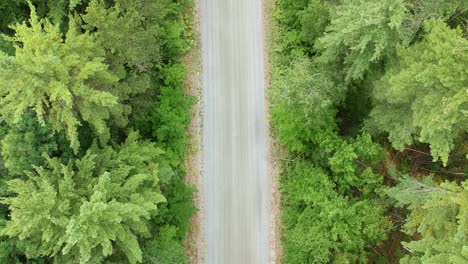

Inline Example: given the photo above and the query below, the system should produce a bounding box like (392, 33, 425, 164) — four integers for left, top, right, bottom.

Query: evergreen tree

(1, 133, 168, 263)
(1, 112, 72, 176)
(387, 175, 468, 264)
(0, 6, 123, 152)
(368, 20, 468, 165)
(315, 0, 407, 81)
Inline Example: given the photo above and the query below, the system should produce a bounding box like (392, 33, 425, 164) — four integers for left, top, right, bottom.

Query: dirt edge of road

(263, 0, 283, 263)
(184, 1, 205, 263)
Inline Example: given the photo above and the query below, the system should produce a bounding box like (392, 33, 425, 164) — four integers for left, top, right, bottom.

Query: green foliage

(270, 59, 384, 194)
(326, 133, 384, 195)
(1, 133, 167, 263)
(368, 20, 468, 165)
(82, 0, 161, 73)
(142, 226, 189, 264)
(281, 161, 389, 264)
(152, 63, 195, 168)
(402, 0, 467, 42)
(387, 175, 468, 264)
(0, 0, 26, 33)
(272, 0, 467, 263)
(0, 0, 196, 263)
(270, 58, 344, 152)
(299, 0, 333, 50)
(315, 0, 407, 81)
(0, 34, 14, 55)
(1, 113, 72, 176)
(0, 7, 123, 152)
(157, 180, 196, 241)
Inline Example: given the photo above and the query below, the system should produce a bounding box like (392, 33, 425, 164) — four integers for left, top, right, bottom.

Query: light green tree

(387, 174, 468, 264)
(270, 58, 345, 153)
(367, 20, 468, 165)
(0, 6, 123, 152)
(1, 132, 168, 264)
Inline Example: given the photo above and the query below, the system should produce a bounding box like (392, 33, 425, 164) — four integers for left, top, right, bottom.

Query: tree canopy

(368, 20, 468, 165)
(1, 133, 167, 263)
(0, 0, 196, 263)
(270, 0, 467, 263)
(0, 7, 122, 152)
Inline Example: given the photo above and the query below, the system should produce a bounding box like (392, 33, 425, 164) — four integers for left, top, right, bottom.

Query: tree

(387, 175, 468, 264)
(281, 161, 389, 264)
(299, 0, 334, 50)
(367, 20, 468, 165)
(142, 226, 189, 264)
(1, 112, 72, 176)
(152, 63, 195, 168)
(402, 0, 467, 42)
(0, 6, 124, 152)
(327, 133, 384, 195)
(82, 0, 161, 74)
(270, 58, 345, 153)
(315, 0, 407, 82)
(1, 132, 169, 263)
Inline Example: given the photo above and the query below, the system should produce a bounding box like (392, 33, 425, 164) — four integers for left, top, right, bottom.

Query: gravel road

(201, 0, 269, 263)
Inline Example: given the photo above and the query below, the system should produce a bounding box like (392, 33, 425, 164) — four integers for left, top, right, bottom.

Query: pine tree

(0, 6, 123, 152)
(387, 175, 468, 264)
(1, 112, 72, 176)
(368, 20, 468, 165)
(315, 0, 407, 82)
(1, 132, 169, 263)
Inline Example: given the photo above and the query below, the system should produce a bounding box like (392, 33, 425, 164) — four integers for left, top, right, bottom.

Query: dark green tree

(315, 0, 407, 82)
(142, 226, 189, 264)
(1, 112, 72, 176)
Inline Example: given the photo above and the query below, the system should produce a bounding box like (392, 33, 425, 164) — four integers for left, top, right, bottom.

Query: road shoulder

(263, 0, 283, 262)
(183, 0, 204, 263)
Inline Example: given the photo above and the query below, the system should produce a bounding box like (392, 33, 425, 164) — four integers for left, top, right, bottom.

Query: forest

(0, 0, 196, 263)
(269, 0, 467, 263)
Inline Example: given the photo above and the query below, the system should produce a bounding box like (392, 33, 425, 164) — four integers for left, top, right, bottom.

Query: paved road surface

(201, 0, 269, 263)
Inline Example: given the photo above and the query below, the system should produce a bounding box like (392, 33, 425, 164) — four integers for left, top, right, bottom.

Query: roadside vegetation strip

(268, 0, 467, 263)
(183, 0, 205, 262)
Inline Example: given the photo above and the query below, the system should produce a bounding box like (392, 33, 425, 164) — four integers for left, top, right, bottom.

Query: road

(201, 0, 270, 263)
